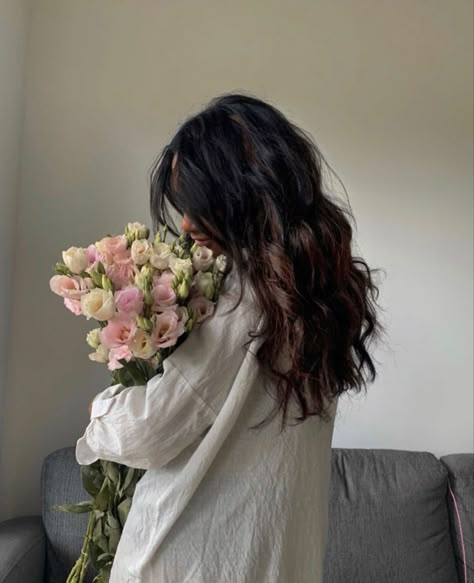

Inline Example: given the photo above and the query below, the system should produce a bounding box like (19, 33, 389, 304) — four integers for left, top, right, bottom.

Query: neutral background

(0, 0, 472, 520)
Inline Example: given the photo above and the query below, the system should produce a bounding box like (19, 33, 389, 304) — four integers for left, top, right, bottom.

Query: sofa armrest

(0, 516, 45, 583)
(441, 453, 474, 583)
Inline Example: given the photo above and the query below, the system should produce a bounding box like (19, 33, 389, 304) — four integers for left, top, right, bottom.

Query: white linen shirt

(75, 268, 338, 583)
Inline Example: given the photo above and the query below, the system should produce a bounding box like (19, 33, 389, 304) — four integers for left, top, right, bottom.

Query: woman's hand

(88, 401, 93, 416)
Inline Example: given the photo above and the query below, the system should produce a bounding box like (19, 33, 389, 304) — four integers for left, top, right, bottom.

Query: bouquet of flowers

(49, 222, 227, 583)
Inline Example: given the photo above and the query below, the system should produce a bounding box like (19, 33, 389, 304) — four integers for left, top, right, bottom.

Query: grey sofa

(1, 447, 472, 583)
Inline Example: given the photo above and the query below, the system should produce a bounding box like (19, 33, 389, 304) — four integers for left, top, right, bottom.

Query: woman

(76, 93, 382, 583)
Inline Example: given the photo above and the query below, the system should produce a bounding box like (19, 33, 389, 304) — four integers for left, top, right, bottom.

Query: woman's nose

(181, 214, 194, 233)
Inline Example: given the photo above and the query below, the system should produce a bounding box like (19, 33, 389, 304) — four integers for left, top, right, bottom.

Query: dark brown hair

(150, 93, 384, 429)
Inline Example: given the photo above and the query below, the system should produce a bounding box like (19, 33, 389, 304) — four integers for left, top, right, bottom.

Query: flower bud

(88, 344, 109, 364)
(185, 313, 196, 333)
(194, 271, 215, 300)
(176, 279, 190, 301)
(101, 275, 114, 292)
(135, 265, 153, 291)
(136, 315, 153, 333)
(86, 328, 102, 349)
(144, 288, 154, 306)
(125, 222, 150, 242)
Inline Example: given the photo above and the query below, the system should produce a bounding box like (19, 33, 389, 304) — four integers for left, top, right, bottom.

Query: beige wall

(0, 0, 30, 516)
(1, 0, 472, 519)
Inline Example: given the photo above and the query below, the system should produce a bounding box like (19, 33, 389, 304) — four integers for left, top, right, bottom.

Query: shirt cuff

(75, 426, 99, 466)
(76, 384, 127, 465)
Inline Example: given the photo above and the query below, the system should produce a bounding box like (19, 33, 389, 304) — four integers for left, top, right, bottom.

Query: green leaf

(104, 462, 120, 485)
(113, 366, 134, 387)
(94, 480, 110, 512)
(120, 467, 135, 496)
(104, 512, 121, 555)
(90, 271, 104, 287)
(89, 541, 102, 571)
(81, 464, 104, 497)
(93, 517, 103, 540)
(54, 262, 73, 276)
(106, 513, 121, 531)
(125, 469, 145, 497)
(95, 533, 109, 554)
(91, 516, 109, 554)
(52, 501, 92, 513)
(117, 497, 132, 528)
(97, 552, 115, 562)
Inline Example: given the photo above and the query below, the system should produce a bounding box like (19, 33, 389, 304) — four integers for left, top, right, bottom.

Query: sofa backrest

(323, 448, 462, 583)
(41, 447, 471, 583)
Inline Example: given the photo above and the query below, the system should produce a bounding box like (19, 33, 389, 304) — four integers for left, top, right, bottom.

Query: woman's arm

(76, 359, 217, 470)
(76, 279, 259, 470)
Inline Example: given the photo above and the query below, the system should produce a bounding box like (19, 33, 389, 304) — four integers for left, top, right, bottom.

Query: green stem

(66, 510, 95, 583)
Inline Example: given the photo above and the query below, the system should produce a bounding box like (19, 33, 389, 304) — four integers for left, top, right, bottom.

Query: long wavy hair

(150, 93, 384, 428)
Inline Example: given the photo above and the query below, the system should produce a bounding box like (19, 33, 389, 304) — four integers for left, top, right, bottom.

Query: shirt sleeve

(75, 271, 260, 471)
(75, 358, 217, 470)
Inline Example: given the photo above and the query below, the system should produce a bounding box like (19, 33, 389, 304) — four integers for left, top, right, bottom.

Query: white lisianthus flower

(62, 247, 89, 274)
(214, 254, 228, 273)
(192, 246, 214, 272)
(150, 243, 173, 270)
(86, 328, 102, 349)
(125, 222, 149, 241)
(131, 239, 152, 265)
(169, 256, 193, 278)
(88, 343, 109, 364)
(130, 329, 155, 359)
(81, 289, 116, 321)
(194, 271, 215, 300)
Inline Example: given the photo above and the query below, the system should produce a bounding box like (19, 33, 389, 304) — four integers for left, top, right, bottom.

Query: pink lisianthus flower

(106, 261, 137, 290)
(152, 271, 176, 288)
(188, 296, 214, 323)
(63, 298, 83, 315)
(95, 235, 128, 264)
(152, 284, 177, 312)
(86, 244, 104, 269)
(151, 310, 186, 349)
(115, 287, 144, 316)
(100, 317, 138, 349)
(107, 345, 133, 371)
(49, 275, 90, 300)
(113, 248, 132, 265)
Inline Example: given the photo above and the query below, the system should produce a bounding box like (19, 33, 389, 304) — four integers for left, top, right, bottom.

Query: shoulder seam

(166, 357, 218, 418)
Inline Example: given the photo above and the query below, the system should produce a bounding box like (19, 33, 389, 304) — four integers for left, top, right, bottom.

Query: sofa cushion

(440, 453, 474, 583)
(40, 447, 96, 583)
(0, 516, 45, 583)
(323, 448, 459, 583)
